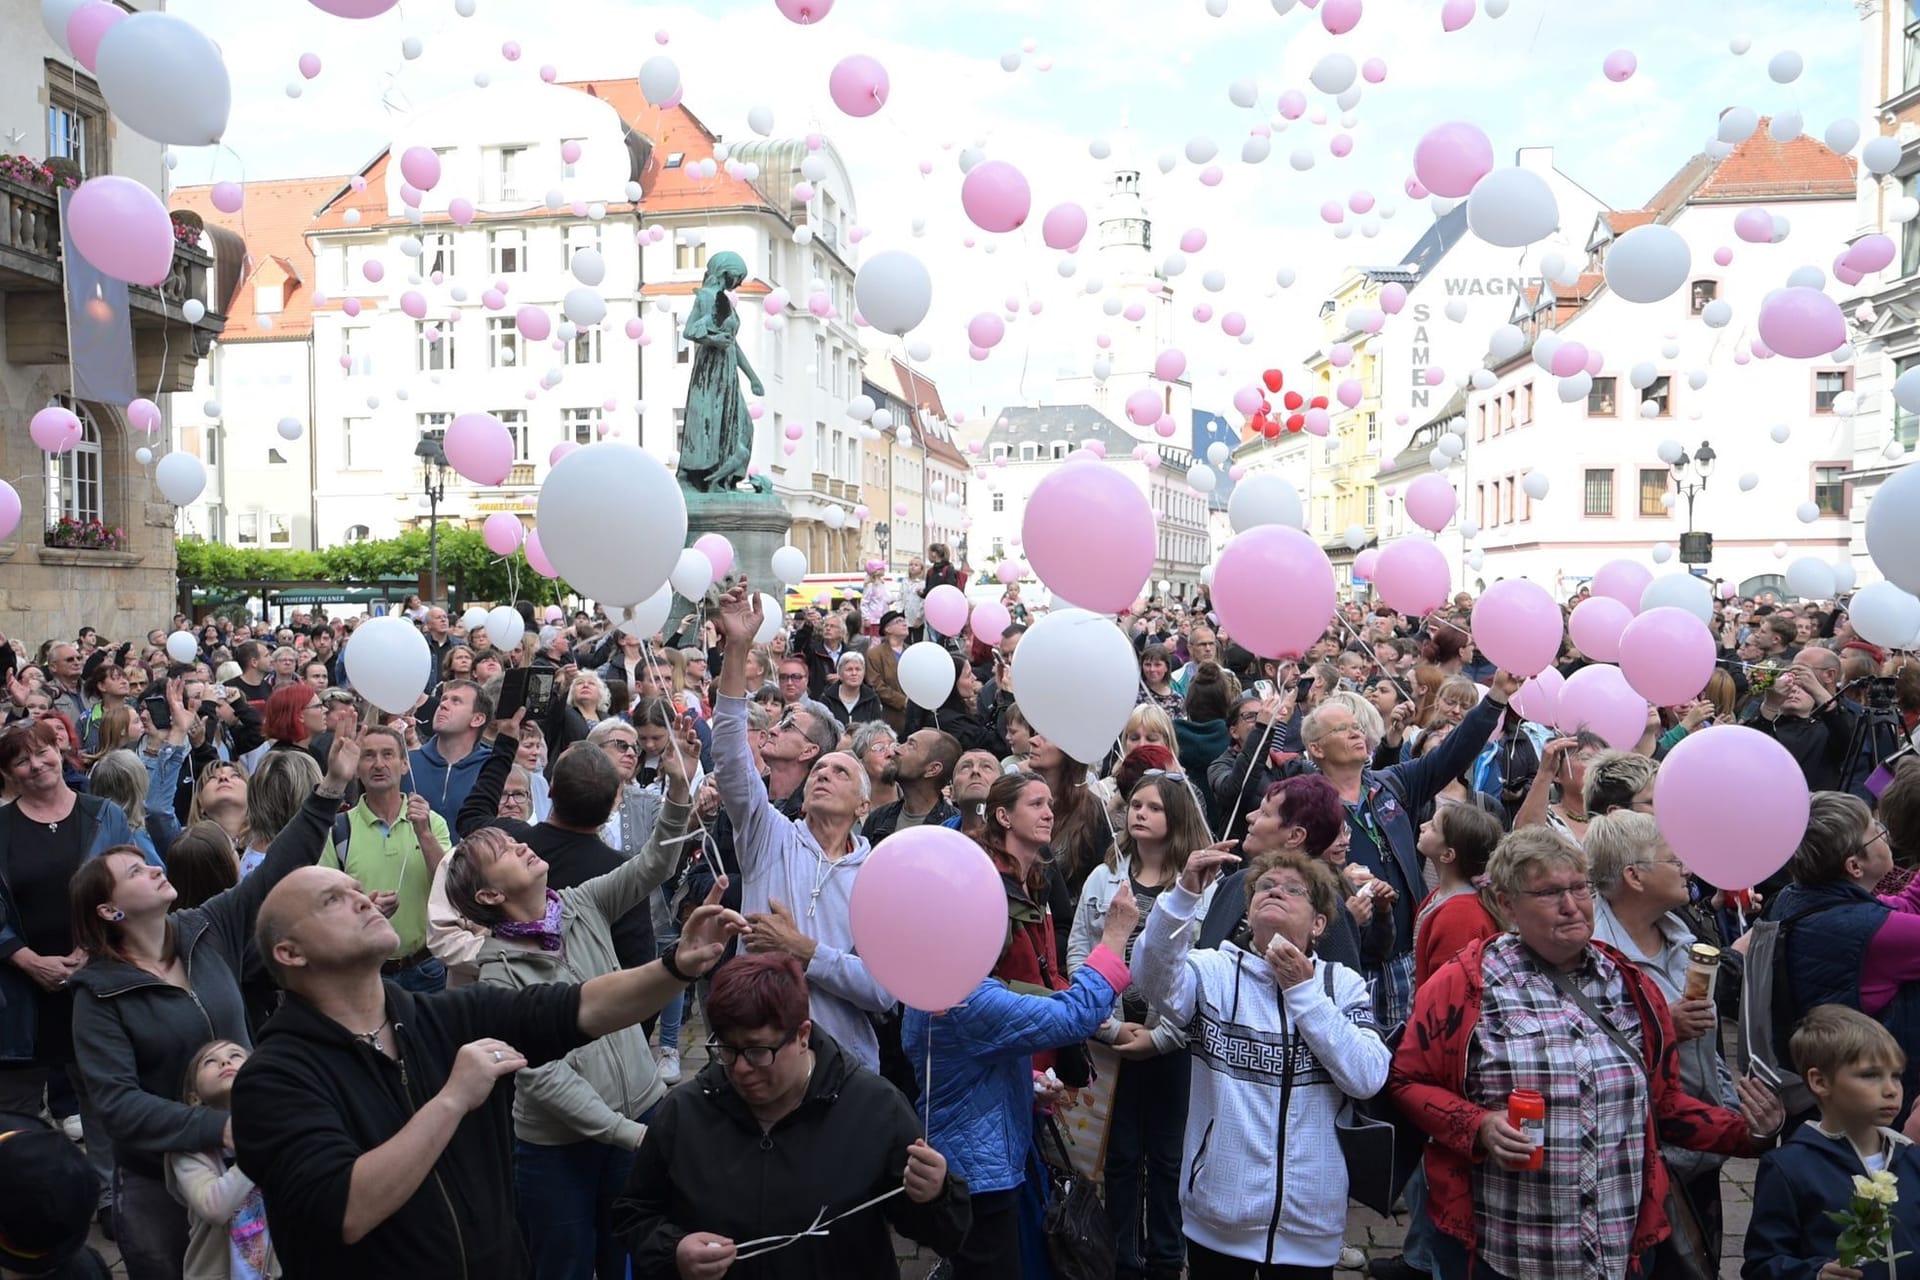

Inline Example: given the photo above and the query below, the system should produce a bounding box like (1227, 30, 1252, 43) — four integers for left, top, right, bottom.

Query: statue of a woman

(675, 250, 768, 494)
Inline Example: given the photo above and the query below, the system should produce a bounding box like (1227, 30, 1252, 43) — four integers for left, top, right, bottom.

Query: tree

(175, 529, 573, 607)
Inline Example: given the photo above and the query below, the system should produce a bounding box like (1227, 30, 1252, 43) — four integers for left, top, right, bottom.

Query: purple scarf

(493, 889, 564, 952)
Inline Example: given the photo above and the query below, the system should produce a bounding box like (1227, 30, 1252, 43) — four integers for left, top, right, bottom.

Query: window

(765, 241, 781, 287)
(1365, 487, 1376, 526)
(991, 492, 1005, 512)
(44, 400, 102, 529)
(420, 231, 455, 278)
(486, 145, 528, 201)
(991, 443, 1008, 461)
(1051, 442, 1069, 460)
(1899, 356, 1920, 451)
(343, 417, 370, 468)
(1587, 376, 1617, 417)
(813, 423, 827, 469)
(1475, 404, 1487, 440)
(1814, 370, 1851, 414)
(991, 537, 1005, 560)
(488, 317, 521, 368)
(1583, 468, 1614, 517)
(566, 328, 601, 365)
(563, 408, 596, 445)
(1517, 383, 1532, 425)
(416, 412, 451, 445)
(268, 515, 291, 546)
(563, 224, 601, 273)
(1907, 0, 1920, 91)
(253, 283, 285, 316)
(46, 66, 107, 178)
(1682, 279, 1718, 315)
(496, 410, 529, 463)
(1640, 375, 1672, 416)
(675, 240, 709, 272)
(417, 321, 456, 372)
(1815, 465, 1848, 516)
(1907, 174, 1920, 279)
(831, 347, 845, 397)
(1364, 412, 1378, 442)
(675, 314, 691, 365)
(1638, 468, 1671, 517)
(814, 335, 828, 387)
(1021, 443, 1037, 462)
(204, 424, 220, 467)
(489, 229, 525, 274)
(344, 524, 371, 543)
(237, 514, 259, 545)
(341, 326, 374, 377)
(766, 321, 786, 370)
(560, 138, 585, 179)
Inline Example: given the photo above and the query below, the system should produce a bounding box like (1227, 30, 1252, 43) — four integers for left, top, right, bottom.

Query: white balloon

(1768, 50, 1804, 83)
(1717, 106, 1760, 144)
(1833, 560, 1858, 593)
(1242, 136, 1272, 164)
(1657, 439, 1685, 465)
(1628, 361, 1659, 390)
(562, 287, 607, 327)
(747, 104, 775, 136)
(1739, 472, 1760, 491)
(619, 585, 672, 639)
(1771, 423, 1792, 443)
(639, 56, 681, 107)
(343, 616, 433, 715)
(1605, 225, 1692, 304)
(1309, 53, 1357, 95)
(1865, 136, 1903, 176)
(1465, 167, 1559, 247)
(1849, 580, 1920, 648)
(1229, 473, 1304, 532)
(1824, 118, 1861, 156)
(1184, 136, 1218, 165)
(95, 13, 231, 146)
(1651, 544, 1674, 564)
(401, 35, 423, 59)
(154, 452, 205, 505)
(1784, 556, 1836, 600)
(276, 417, 303, 441)
(1557, 372, 1593, 403)
(571, 249, 606, 287)
(1488, 324, 1526, 362)
(1186, 463, 1217, 494)
(1769, 111, 1803, 142)
(770, 546, 808, 585)
(1638, 572, 1711, 623)
(1895, 366, 1920, 415)
(460, 607, 490, 631)
(854, 251, 933, 336)
(1521, 472, 1550, 500)
(1532, 331, 1564, 371)
(483, 605, 525, 652)
(1228, 77, 1258, 108)
(898, 641, 956, 710)
(1010, 609, 1139, 764)
(1796, 502, 1821, 524)
(182, 298, 207, 324)
(134, 447, 153, 465)
(1207, 442, 1230, 465)
(165, 630, 198, 664)
(1700, 299, 1732, 328)
(43, 0, 89, 51)
(753, 594, 784, 645)
(669, 547, 715, 599)
(536, 443, 685, 605)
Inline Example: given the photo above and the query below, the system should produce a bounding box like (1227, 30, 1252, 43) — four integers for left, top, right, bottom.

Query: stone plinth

(676, 488, 793, 622)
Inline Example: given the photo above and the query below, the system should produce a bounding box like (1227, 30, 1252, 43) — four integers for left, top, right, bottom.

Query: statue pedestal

(677, 488, 792, 623)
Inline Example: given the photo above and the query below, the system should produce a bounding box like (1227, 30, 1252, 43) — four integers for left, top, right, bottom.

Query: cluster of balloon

(1243, 369, 1329, 438)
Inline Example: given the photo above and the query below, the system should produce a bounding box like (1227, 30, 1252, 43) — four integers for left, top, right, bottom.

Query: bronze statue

(675, 250, 770, 494)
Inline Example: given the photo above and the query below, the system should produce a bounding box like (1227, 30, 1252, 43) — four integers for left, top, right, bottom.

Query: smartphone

(1255, 679, 1274, 698)
(496, 667, 556, 720)
(1294, 675, 1315, 701)
(142, 690, 171, 730)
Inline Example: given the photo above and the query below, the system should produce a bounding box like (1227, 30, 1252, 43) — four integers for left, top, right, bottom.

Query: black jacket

(863, 796, 960, 848)
(824, 682, 886, 729)
(69, 787, 336, 1177)
(1750, 698, 1859, 792)
(233, 980, 588, 1280)
(614, 1031, 970, 1279)
(906, 695, 1010, 760)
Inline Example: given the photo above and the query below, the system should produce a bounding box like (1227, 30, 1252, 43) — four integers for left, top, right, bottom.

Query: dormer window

(665, 152, 684, 169)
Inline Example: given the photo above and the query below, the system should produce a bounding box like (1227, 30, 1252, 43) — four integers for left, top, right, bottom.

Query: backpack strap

(331, 811, 353, 860)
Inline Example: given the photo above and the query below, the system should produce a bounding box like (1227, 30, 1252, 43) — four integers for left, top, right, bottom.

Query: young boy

(1745, 1005, 1920, 1280)
(1410, 799, 1505, 988)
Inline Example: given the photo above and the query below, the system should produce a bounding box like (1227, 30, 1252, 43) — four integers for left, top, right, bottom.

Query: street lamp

(1670, 438, 1715, 566)
(874, 521, 891, 562)
(415, 434, 451, 604)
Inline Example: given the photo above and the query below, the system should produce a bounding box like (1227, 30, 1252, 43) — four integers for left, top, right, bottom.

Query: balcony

(0, 177, 226, 394)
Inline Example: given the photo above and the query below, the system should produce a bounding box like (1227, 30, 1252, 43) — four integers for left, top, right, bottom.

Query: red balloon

(1283, 390, 1304, 411)
(1309, 395, 1329, 410)
(1262, 368, 1284, 392)
(1286, 413, 1305, 432)
(1262, 419, 1281, 439)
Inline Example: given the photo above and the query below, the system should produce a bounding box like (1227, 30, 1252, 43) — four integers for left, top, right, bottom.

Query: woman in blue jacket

(906, 880, 1140, 1280)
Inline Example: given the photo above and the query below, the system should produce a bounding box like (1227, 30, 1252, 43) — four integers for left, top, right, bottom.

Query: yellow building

(1299, 272, 1388, 576)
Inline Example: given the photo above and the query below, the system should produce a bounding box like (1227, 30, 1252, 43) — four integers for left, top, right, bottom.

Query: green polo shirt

(318, 798, 449, 957)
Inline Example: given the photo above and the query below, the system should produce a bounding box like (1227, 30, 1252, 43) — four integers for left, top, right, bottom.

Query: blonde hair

(1790, 1004, 1906, 1082)
(88, 749, 152, 829)
(1583, 810, 1663, 894)
(1122, 702, 1175, 750)
(1486, 825, 1587, 898)
(246, 750, 321, 848)
(1322, 690, 1385, 751)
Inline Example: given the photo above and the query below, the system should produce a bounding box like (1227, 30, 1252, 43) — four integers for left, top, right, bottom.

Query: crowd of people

(4, 573, 1920, 1280)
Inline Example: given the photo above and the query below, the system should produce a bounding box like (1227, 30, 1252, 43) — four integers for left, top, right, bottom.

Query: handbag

(1323, 967, 1423, 1216)
(1038, 1114, 1115, 1280)
(1539, 964, 1715, 1280)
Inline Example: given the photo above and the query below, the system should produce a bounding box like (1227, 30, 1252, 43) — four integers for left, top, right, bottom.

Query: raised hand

(1179, 842, 1240, 895)
(714, 583, 764, 649)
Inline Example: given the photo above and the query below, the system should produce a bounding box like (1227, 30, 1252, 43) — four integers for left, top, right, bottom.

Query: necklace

(353, 1018, 391, 1053)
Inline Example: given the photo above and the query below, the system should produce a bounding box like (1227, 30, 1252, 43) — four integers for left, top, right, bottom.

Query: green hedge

(175, 528, 573, 607)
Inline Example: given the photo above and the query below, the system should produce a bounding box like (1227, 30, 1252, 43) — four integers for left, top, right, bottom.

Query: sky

(164, 0, 1863, 426)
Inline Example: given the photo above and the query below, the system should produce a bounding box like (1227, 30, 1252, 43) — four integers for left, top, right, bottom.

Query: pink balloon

(1373, 538, 1451, 616)
(400, 291, 428, 320)
(694, 533, 735, 580)
(1232, 385, 1265, 417)
(127, 399, 163, 433)
(960, 160, 1031, 233)
(444, 412, 513, 485)
(1568, 596, 1633, 662)
(307, 0, 400, 14)
(1756, 287, 1845, 359)
(996, 561, 1023, 585)
(850, 825, 1005, 1010)
(516, 306, 552, 342)
(449, 197, 475, 225)
(1336, 380, 1363, 409)
(0, 479, 17, 541)
(1403, 474, 1457, 533)
(828, 54, 889, 118)
(1591, 559, 1653, 610)
(1154, 349, 1187, 382)
(970, 600, 1012, 644)
(1213, 526, 1337, 659)
(1549, 341, 1589, 378)
(1180, 228, 1208, 253)
(481, 289, 505, 311)
(67, 3, 126, 72)
(1469, 579, 1562, 677)
(1362, 57, 1388, 83)
(1041, 202, 1088, 251)
(1654, 726, 1810, 889)
(1618, 607, 1715, 706)
(1733, 207, 1775, 243)
(1321, 0, 1362, 33)
(775, 0, 834, 20)
(1603, 49, 1637, 81)
(1845, 234, 1897, 274)
(925, 584, 969, 635)
(1353, 548, 1380, 581)
(1440, 0, 1474, 30)
(482, 512, 524, 555)
(540, 64, 558, 83)
(1221, 312, 1247, 337)
(1412, 121, 1493, 198)
(30, 406, 83, 454)
(67, 176, 173, 286)
(1021, 464, 1155, 614)
(1379, 282, 1406, 314)
(1124, 388, 1164, 426)
(362, 259, 385, 283)
(1556, 663, 1646, 750)
(967, 312, 1006, 349)
(1512, 668, 1564, 726)
(210, 182, 244, 214)
(549, 442, 579, 466)
(525, 530, 558, 579)
(399, 146, 442, 192)
(501, 40, 522, 61)
(1278, 89, 1307, 119)
(298, 52, 323, 79)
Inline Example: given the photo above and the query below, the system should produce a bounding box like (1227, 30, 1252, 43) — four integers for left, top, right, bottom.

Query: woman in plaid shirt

(1389, 827, 1785, 1279)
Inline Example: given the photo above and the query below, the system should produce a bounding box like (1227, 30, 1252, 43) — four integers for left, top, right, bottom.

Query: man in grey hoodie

(711, 582, 895, 1072)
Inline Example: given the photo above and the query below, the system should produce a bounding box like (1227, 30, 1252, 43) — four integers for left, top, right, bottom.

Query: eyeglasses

(1860, 825, 1892, 856)
(706, 1030, 797, 1068)
(602, 739, 639, 754)
(1251, 878, 1313, 901)
(501, 789, 531, 802)
(1516, 880, 1595, 902)
(1626, 858, 1686, 873)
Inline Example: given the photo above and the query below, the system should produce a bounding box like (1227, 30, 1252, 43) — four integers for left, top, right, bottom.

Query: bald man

(711, 582, 896, 1071)
(229, 863, 743, 1279)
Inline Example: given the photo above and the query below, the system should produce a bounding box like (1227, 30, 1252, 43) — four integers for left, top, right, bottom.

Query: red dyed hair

(1266, 773, 1344, 857)
(42, 711, 84, 772)
(1111, 743, 1177, 800)
(261, 684, 317, 744)
(0, 720, 59, 774)
(706, 953, 810, 1039)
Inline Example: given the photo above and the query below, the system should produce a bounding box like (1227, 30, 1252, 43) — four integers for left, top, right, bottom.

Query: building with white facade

(173, 79, 872, 572)
(1462, 128, 1857, 597)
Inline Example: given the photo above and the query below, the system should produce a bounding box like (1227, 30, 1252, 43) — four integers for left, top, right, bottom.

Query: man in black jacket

(231, 848, 744, 1279)
(863, 729, 961, 846)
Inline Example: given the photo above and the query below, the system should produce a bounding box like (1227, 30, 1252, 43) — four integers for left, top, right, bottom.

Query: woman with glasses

(1133, 838, 1391, 1279)
(1068, 758, 1216, 1280)
(851, 722, 899, 809)
(619, 953, 970, 1278)
(187, 760, 249, 854)
(1390, 827, 1783, 1280)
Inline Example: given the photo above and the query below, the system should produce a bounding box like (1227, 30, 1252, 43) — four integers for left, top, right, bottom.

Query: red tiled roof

(171, 176, 346, 340)
(640, 279, 772, 297)
(1603, 210, 1655, 234)
(1692, 126, 1856, 201)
